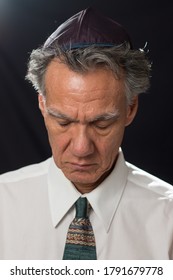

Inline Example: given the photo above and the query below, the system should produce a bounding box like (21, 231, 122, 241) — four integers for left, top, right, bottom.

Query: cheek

(99, 126, 125, 157)
(100, 139, 117, 157)
(44, 121, 67, 154)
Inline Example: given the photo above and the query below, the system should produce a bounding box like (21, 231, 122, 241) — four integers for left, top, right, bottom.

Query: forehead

(44, 59, 125, 111)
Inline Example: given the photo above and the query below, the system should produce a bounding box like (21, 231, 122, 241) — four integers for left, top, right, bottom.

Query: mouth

(68, 162, 97, 171)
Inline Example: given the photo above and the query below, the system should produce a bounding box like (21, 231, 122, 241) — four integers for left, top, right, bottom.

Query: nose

(70, 125, 94, 158)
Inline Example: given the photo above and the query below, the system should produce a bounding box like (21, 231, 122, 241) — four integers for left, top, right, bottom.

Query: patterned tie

(63, 197, 97, 259)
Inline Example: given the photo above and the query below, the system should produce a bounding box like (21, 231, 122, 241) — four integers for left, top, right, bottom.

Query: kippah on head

(43, 7, 133, 50)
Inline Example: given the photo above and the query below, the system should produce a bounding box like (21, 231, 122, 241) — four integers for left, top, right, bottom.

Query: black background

(0, 0, 172, 184)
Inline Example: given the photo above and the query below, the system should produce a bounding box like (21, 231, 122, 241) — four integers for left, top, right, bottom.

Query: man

(0, 7, 173, 260)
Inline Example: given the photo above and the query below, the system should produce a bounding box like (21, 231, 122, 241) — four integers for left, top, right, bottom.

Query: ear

(38, 93, 46, 117)
(125, 96, 138, 126)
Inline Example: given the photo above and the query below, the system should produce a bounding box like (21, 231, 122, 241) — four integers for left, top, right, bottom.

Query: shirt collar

(47, 149, 128, 232)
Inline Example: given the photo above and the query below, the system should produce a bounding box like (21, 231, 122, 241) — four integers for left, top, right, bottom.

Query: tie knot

(75, 197, 88, 218)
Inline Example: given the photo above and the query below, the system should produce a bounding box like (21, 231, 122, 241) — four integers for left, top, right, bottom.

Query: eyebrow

(46, 107, 120, 123)
(90, 111, 120, 122)
(46, 108, 75, 122)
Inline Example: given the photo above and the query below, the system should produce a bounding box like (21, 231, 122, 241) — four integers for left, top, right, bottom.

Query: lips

(68, 162, 96, 171)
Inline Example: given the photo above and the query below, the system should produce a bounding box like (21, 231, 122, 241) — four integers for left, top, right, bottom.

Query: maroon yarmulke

(44, 7, 132, 49)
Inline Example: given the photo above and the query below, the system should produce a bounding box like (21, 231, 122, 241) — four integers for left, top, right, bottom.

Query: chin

(63, 171, 99, 186)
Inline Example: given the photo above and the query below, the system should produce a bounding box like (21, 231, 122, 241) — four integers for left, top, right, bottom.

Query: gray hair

(26, 42, 151, 104)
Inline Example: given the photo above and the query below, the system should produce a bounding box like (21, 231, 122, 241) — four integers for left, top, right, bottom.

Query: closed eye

(92, 121, 113, 130)
(90, 112, 120, 129)
(58, 121, 72, 127)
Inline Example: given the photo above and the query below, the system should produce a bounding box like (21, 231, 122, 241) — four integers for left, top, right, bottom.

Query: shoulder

(126, 161, 173, 199)
(0, 158, 52, 205)
(0, 158, 51, 185)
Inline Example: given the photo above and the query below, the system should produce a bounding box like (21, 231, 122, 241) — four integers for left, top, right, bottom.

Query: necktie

(63, 197, 97, 259)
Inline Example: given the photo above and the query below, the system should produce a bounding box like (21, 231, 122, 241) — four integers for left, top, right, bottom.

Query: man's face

(39, 59, 138, 193)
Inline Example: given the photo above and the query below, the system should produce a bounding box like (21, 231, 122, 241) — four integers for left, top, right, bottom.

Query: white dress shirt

(0, 150, 173, 260)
